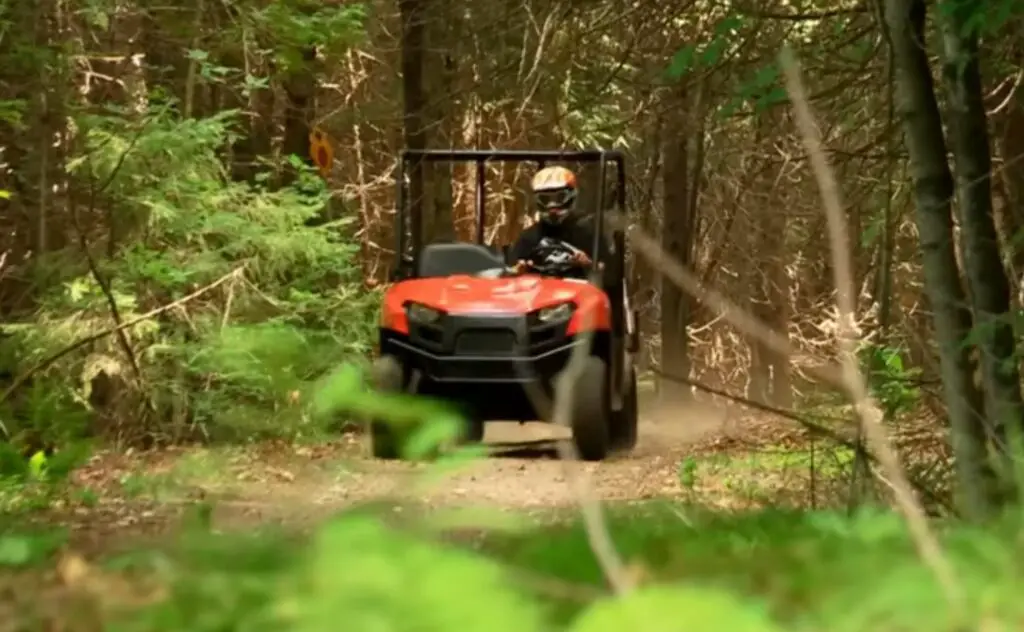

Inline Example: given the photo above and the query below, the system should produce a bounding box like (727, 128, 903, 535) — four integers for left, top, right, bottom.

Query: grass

(675, 443, 856, 509)
(2, 497, 1024, 631)
(0, 433, 989, 631)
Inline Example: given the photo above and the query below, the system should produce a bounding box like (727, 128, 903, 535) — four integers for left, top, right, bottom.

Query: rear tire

(369, 355, 404, 460)
(610, 365, 638, 453)
(567, 356, 611, 461)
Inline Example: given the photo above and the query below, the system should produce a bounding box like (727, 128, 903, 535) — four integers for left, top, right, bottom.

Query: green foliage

(859, 343, 922, 415)
(116, 516, 547, 632)
(666, 15, 745, 80)
(11, 502, 1023, 631)
(251, 0, 367, 68)
(571, 586, 781, 632)
(3, 106, 378, 446)
(0, 528, 66, 567)
(313, 363, 472, 460)
(665, 16, 787, 118)
(484, 505, 1024, 630)
(936, 0, 1024, 38)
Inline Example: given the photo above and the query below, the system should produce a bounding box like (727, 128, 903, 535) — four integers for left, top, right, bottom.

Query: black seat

(417, 242, 506, 278)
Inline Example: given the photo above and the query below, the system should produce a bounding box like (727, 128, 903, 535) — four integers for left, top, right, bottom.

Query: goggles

(536, 188, 574, 210)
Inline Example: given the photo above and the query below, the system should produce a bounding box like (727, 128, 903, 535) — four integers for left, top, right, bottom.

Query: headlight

(406, 302, 443, 324)
(535, 302, 574, 324)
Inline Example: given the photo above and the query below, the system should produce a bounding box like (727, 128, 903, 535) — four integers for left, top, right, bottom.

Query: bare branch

(778, 44, 961, 608)
(0, 267, 246, 409)
(605, 210, 843, 388)
(545, 291, 632, 594)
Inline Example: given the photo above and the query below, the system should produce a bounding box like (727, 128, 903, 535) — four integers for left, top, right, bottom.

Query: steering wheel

(522, 238, 586, 277)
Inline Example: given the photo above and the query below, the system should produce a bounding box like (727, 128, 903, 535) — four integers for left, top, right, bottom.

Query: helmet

(530, 166, 577, 225)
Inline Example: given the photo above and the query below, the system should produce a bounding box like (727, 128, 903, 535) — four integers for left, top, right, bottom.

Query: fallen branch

(0, 267, 245, 408)
(778, 45, 960, 607)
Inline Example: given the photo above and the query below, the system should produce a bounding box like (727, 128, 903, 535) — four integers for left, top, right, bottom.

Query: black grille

(454, 329, 517, 354)
(412, 324, 443, 344)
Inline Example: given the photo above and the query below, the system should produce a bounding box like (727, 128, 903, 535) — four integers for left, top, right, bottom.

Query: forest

(0, 0, 1023, 628)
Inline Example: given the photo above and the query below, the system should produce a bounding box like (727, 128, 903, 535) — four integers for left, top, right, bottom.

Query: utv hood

(380, 274, 612, 335)
(386, 274, 603, 314)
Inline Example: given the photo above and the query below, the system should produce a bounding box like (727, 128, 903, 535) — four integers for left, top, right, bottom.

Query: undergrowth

(2, 500, 1022, 631)
(0, 106, 378, 463)
(0, 362, 1010, 632)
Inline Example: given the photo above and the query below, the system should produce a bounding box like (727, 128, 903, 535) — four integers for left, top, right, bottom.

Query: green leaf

(666, 46, 697, 80)
(713, 15, 745, 36)
(404, 414, 463, 459)
(0, 536, 33, 567)
(288, 516, 546, 632)
(571, 585, 783, 632)
(698, 39, 727, 68)
(28, 450, 47, 480)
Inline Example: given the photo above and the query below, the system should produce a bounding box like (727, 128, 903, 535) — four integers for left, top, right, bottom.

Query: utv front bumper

(379, 314, 604, 421)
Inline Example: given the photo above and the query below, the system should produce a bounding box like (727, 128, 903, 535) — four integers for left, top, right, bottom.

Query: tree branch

(0, 267, 245, 409)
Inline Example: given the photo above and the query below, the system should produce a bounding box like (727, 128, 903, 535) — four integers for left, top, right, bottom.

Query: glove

(510, 260, 532, 274)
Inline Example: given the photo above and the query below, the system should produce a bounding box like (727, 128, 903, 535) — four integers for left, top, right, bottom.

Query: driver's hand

(511, 259, 532, 274)
(572, 251, 592, 267)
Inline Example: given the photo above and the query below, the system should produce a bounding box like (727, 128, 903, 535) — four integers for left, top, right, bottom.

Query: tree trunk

(884, 0, 998, 519)
(940, 0, 1024, 462)
(766, 212, 792, 410)
(993, 25, 1024, 289)
(280, 46, 317, 187)
(420, 1, 455, 242)
(632, 118, 662, 372)
(398, 0, 426, 253)
(659, 81, 698, 402)
(746, 111, 791, 409)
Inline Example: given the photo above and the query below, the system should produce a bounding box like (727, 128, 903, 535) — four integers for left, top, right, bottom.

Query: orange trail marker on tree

(308, 127, 334, 177)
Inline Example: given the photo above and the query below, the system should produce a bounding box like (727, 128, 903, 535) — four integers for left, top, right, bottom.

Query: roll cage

(391, 148, 627, 282)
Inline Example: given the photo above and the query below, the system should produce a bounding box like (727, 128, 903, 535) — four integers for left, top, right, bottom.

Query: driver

(508, 166, 610, 277)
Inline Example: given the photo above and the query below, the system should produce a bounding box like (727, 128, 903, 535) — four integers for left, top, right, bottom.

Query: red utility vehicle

(372, 149, 639, 461)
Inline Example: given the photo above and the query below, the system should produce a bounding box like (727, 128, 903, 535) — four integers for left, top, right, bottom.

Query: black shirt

(508, 216, 611, 266)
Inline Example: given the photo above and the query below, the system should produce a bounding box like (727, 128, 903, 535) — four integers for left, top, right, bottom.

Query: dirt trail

(55, 397, 813, 551)
(199, 397, 761, 526)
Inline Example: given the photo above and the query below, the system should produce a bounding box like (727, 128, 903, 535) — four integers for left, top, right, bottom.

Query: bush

(0, 107, 379, 450)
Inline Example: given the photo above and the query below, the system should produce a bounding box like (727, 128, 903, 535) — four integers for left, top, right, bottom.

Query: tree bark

(746, 111, 791, 409)
(940, 0, 1024, 458)
(659, 81, 699, 402)
(420, 1, 455, 242)
(993, 23, 1024, 288)
(884, 0, 998, 518)
(398, 0, 426, 252)
(280, 46, 317, 187)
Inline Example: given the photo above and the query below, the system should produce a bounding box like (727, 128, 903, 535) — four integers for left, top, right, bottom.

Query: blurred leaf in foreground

(282, 515, 547, 632)
(570, 585, 782, 632)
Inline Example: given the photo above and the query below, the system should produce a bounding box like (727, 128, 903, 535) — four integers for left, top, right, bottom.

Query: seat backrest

(417, 242, 506, 278)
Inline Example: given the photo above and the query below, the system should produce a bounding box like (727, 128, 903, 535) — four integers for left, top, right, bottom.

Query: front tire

(567, 356, 611, 461)
(369, 355, 404, 460)
(610, 365, 638, 453)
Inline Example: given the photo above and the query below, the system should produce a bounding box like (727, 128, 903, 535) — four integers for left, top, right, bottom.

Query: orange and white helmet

(530, 166, 577, 225)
